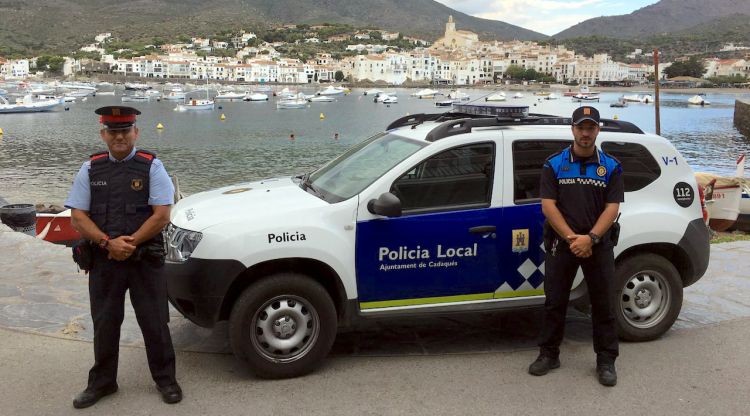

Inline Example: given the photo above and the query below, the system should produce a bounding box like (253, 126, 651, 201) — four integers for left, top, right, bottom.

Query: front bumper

(165, 257, 246, 328)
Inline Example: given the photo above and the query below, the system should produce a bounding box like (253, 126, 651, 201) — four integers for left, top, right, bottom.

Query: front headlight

(164, 223, 203, 262)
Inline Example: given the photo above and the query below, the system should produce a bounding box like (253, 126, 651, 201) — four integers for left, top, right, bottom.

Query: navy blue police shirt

(539, 145, 624, 235)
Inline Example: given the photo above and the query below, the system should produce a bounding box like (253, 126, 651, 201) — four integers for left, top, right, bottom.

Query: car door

(494, 138, 570, 298)
(355, 142, 501, 310)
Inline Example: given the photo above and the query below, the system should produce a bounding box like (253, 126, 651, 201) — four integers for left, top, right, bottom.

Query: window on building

(391, 143, 495, 214)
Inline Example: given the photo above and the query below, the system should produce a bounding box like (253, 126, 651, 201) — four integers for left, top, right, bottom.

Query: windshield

(304, 133, 426, 203)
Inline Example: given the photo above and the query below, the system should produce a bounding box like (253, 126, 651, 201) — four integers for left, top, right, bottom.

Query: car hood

(170, 177, 327, 231)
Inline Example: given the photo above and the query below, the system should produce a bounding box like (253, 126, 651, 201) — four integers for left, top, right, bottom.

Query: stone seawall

(734, 99, 750, 138)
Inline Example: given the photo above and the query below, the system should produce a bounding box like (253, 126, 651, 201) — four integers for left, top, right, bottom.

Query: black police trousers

(86, 251, 176, 390)
(538, 238, 619, 365)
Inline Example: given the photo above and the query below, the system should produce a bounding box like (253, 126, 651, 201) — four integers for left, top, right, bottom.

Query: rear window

(512, 140, 570, 204)
(601, 142, 661, 192)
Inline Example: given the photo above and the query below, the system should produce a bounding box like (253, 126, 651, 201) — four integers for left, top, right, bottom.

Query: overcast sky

(433, 0, 659, 36)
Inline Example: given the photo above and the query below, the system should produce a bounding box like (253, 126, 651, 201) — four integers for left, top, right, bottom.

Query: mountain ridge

(0, 0, 545, 55)
(553, 0, 750, 39)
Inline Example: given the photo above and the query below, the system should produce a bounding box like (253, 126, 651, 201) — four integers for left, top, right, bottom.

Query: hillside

(554, 0, 750, 39)
(549, 14, 750, 63)
(0, 0, 545, 55)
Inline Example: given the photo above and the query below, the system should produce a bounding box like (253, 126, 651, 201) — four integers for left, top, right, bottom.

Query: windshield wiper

(300, 172, 325, 200)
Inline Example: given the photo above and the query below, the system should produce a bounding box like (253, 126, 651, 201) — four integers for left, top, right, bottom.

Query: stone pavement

(1, 223, 749, 357)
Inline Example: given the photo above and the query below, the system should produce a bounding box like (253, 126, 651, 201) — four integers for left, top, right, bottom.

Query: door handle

(469, 225, 496, 234)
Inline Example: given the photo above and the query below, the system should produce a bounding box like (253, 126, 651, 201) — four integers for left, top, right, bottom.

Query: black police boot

(528, 355, 561, 376)
(157, 383, 182, 404)
(597, 364, 617, 386)
(72, 384, 118, 409)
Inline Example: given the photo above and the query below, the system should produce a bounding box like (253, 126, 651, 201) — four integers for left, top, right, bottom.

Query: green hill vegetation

(0, 0, 544, 56)
(545, 14, 750, 63)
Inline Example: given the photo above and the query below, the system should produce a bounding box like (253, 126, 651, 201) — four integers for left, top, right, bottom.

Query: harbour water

(0, 87, 749, 204)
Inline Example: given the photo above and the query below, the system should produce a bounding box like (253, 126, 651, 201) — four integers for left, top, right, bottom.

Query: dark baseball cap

(571, 106, 600, 125)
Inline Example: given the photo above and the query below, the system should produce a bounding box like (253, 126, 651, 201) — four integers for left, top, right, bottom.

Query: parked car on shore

(164, 103, 710, 379)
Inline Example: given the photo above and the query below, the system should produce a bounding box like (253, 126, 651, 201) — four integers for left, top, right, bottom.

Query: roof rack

(424, 116, 644, 142)
(387, 104, 644, 138)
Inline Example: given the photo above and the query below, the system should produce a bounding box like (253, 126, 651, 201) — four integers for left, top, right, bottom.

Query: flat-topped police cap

(571, 106, 600, 125)
(95, 106, 141, 130)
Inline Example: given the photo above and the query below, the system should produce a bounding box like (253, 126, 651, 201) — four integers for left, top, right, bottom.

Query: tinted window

(391, 143, 495, 213)
(601, 142, 661, 192)
(512, 140, 570, 203)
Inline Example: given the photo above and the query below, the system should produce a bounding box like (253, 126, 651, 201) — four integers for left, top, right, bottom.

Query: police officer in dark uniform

(65, 106, 182, 408)
(528, 106, 624, 386)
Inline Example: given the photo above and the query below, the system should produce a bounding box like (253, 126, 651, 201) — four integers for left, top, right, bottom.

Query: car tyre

(614, 254, 683, 341)
(229, 273, 337, 379)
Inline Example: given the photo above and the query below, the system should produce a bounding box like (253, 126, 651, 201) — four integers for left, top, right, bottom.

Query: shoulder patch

(89, 151, 108, 161)
(135, 151, 154, 161)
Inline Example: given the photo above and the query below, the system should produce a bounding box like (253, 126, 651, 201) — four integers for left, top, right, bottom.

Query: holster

(543, 220, 555, 252)
(609, 222, 621, 246)
(131, 239, 166, 267)
(72, 239, 94, 273)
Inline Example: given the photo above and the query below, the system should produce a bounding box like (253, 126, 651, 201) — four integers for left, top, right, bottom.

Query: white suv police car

(164, 104, 710, 379)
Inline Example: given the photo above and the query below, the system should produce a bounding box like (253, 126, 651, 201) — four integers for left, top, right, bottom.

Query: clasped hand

(107, 236, 136, 261)
(567, 234, 593, 258)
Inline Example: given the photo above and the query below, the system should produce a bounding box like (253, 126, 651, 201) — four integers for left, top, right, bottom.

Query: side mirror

(367, 192, 402, 217)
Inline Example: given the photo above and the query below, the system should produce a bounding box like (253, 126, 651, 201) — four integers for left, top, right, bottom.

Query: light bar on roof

(452, 104, 529, 118)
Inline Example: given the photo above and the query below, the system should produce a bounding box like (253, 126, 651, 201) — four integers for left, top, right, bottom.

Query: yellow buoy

(613, 115, 619, 120)
(220, 114, 226, 121)
(156, 123, 164, 129)
(319, 112, 325, 120)
(0, 127, 4, 135)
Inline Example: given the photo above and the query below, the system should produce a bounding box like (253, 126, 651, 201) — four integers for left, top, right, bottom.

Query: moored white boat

(695, 154, 749, 231)
(513, 92, 524, 99)
(276, 99, 307, 109)
(244, 92, 269, 101)
(563, 86, 593, 96)
(412, 88, 440, 99)
(381, 95, 398, 104)
(448, 90, 470, 103)
(317, 85, 345, 96)
(163, 90, 186, 101)
(485, 92, 506, 102)
(215, 91, 247, 100)
(622, 94, 642, 102)
(175, 99, 215, 111)
(276, 87, 297, 99)
(121, 92, 151, 102)
(688, 95, 710, 105)
(307, 95, 335, 102)
(0, 95, 64, 113)
(640, 94, 654, 104)
(572, 93, 600, 102)
(364, 89, 384, 96)
(374, 92, 397, 103)
(124, 82, 151, 90)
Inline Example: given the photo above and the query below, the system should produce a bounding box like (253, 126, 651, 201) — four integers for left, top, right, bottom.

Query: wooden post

(654, 48, 661, 135)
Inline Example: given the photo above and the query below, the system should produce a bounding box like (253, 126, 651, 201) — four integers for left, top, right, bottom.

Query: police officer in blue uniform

(528, 106, 624, 386)
(65, 106, 182, 408)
